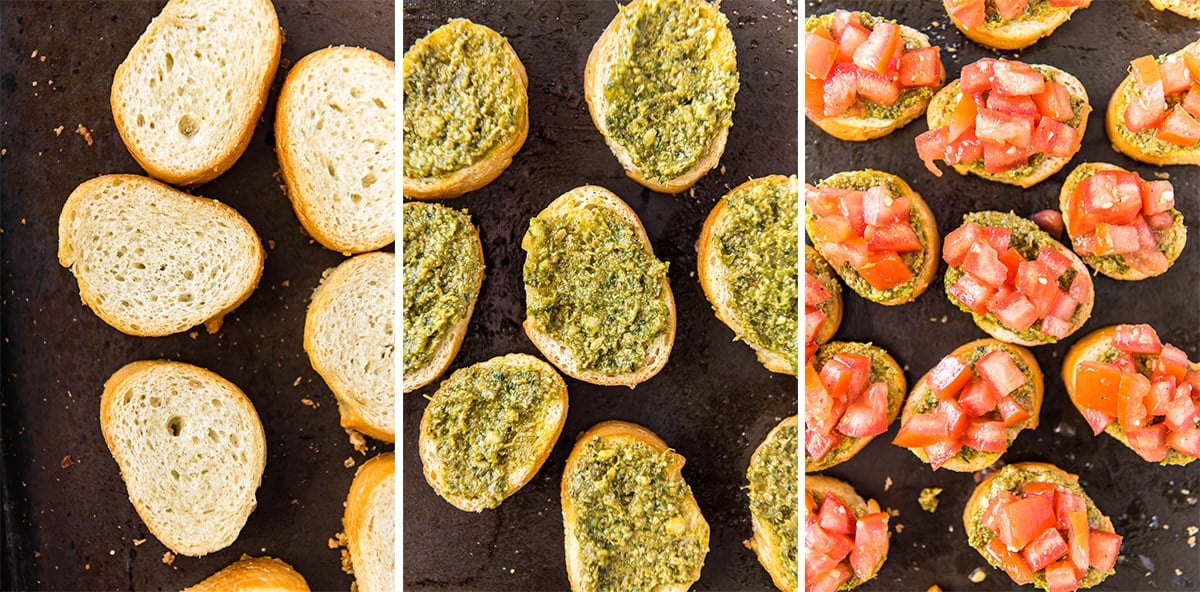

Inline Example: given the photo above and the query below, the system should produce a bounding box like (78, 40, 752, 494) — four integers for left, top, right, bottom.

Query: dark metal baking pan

(1, 2, 394, 589)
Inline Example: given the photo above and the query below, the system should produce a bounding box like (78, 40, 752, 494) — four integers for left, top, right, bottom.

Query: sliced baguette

(522, 186, 676, 387)
(806, 342, 906, 472)
(183, 555, 310, 592)
(584, 0, 738, 194)
(304, 251, 395, 443)
(562, 421, 709, 592)
(276, 46, 395, 255)
(745, 416, 799, 592)
(99, 360, 266, 557)
(805, 246, 843, 360)
(402, 19, 529, 200)
(698, 175, 799, 375)
(805, 475, 890, 589)
(943, 0, 1090, 51)
(343, 452, 395, 592)
(1106, 41, 1200, 166)
(419, 353, 567, 511)
(58, 174, 264, 337)
(1149, 0, 1200, 19)
(110, 0, 280, 186)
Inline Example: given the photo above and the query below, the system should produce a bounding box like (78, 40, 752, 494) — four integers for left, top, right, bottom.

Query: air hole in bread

(178, 293, 193, 303)
(373, 97, 386, 109)
(316, 119, 324, 131)
(327, 163, 337, 178)
(361, 173, 377, 188)
(170, 469, 180, 481)
(167, 416, 183, 436)
(351, 193, 363, 203)
(122, 390, 132, 404)
(150, 396, 161, 408)
(207, 428, 218, 443)
(178, 115, 199, 137)
(211, 398, 221, 407)
(165, 52, 174, 71)
(351, 87, 362, 99)
(230, 433, 239, 446)
(329, 103, 343, 112)
(193, 50, 201, 59)
(137, 113, 145, 127)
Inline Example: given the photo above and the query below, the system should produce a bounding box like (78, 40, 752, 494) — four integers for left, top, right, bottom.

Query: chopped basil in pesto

(747, 421, 798, 590)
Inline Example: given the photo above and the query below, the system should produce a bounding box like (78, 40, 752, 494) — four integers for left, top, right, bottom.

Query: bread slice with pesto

(805, 246, 843, 362)
(942, 0, 1091, 51)
(698, 175, 799, 375)
(584, 0, 738, 194)
(805, 342, 906, 473)
(522, 186, 675, 387)
(805, 475, 890, 590)
(745, 416, 798, 592)
(403, 19, 529, 200)
(1105, 41, 1200, 167)
(343, 452, 394, 592)
(419, 354, 567, 511)
(183, 556, 310, 592)
(1149, 0, 1200, 18)
(562, 421, 709, 592)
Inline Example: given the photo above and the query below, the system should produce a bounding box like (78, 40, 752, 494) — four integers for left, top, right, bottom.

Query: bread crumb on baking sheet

(59, 455, 73, 469)
(132, 538, 146, 546)
(53, 125, 63, 136)
(347, 429, 367, 453)
(74, 124, 93, 146)
(344, 457, 355, 468)
(161, 551, 175, 565)
(919, 487, 943, 512)
(968, 567, 987, 583)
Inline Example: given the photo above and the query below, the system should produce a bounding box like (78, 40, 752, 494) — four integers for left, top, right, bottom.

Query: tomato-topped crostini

(943, 212, 1094, 346)
(1063, 324, 1200, 466)
(806, 246, 843, 362)
(1149, 0, 1200, 19)
(1059, 162, 1188, 280)
(894, 339, 1044, 472)
(805, 10, 946, 141)
(964, 462, 1122, 592)
(1107, 40, 1200, 166)
(806, 475, 891, 592)
(943, 0, 1092, 51)
(806, 342, 906, 472)
(917, 58, 1090, 188)
(805, 170, 941, 306)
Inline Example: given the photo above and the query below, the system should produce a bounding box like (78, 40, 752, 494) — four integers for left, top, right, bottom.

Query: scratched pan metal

(806, 1, 1199, 591)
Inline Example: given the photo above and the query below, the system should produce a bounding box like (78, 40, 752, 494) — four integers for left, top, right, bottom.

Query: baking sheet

(401, 1, 798, 590)
(807, 1, 1200, 590)
(0, 2, 394, 589)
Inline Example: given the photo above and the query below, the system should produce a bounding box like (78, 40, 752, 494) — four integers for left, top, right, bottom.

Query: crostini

(943, 0, 1091, 51)
(943, 211, 1094, 346)
(805, 475, 890, 592)
(805, 170, 941, 306)
(1106, 41, 1200, 166)
(805, 10, 945, 141)
(805, 246, 843, 362)
(894, 339, 1044, 471)
(963, 462, 1122, 592)
(917, 58, 1090, 187)
(1059, 162, 1187, 280)
(1062, 324, 1200, 465)
(746, 416, 798, 592)
(1149, 0, 1200, 19)
(806, 342, 906, 472)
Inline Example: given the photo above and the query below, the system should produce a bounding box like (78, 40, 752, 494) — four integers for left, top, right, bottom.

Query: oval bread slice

(58, 174, 264, 337)
(1106, 40, 1200, 166)
(343, 452, 395, 592)
(110, 0, 281, 186)
(806, 475, 890, 588)
(183, 555, 310, 592)
(746, 416, 799, 592)
(99, 360, 266, 557)
(942, 0, 1089, 50)
(806, 342, 906, 472)
(805, 245, 843, 358)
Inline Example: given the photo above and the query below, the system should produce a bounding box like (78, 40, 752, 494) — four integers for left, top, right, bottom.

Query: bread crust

(806, 342, 906, 472)
(805, 475, 889, 587)
(343, 452, 395, 592)
(1149, 0, 1200, 18)
(522, 186, 676, 387)
(403, 19, 530, 200)
(745, 415, 798, 592)
(806, 246, 843, 350)
(943, 0, 1087, 50)
(182, 555, 310, 592)
(1106, 41, 1200, 166)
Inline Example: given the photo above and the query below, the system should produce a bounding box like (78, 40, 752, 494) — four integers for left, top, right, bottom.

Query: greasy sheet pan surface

(1, 2, 394, 589)
(401, 1, 798, 590)
(807, 1, 1199, 590)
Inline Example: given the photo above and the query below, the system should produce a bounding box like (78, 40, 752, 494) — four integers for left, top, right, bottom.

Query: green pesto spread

(402, 202, 483, 374)
(566, 436, 706, 591)
(807, 342, 902, 471)
(715, 177, 799, 372)
(746, 421, 799, 591)
(603, 0, 739, 181)
(424, 355, 562, 508)
(523, 203, 670, 375)
(403, 19, 526, 179)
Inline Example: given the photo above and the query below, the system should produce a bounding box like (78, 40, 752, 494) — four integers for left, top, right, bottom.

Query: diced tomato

(836, 190, 867, 235)
(1146, 210, 1175, 230)
(1147, 377, 1175, 417)
(1081, 407, 1113, 436)
(1131, 54, 1164, 88)
(915, 128, 948, 176)
(866, 222, 923, 253)
(806, 185, 847, 217)
(1022, 481, 1058, 500)
(823, 63, 859, 118)
(831, 9, 860, 37)
(1142, 180, 1176, 216)
(1125, 245, 1171, 277)
(818, 492, 857, 536)
(849, 513, 890, 580)
(806, 33, 839, 80)
(990, 291, 1039, 334)
(1047, 0, 1090, 5)
(1113, 352, 1138, 374)
(806, 273, 832, 306)
(986, 538, 1035, 585)
(1032, 82, 1074, 121)
(997, 396, 1032, 427)
(1045, 558, 1082, 592)
(1087, 530, 1122, 572)
(1160, 53, 1192, 96)
(1156, 104, 1200, 147)
(1086, 171, 1144, 225)
(807, 75, 827, 119)
(996, 247, 1024, 286)
(821, 237, 870, 269)
(893, 413, 950, 448)
(1125, 77, 1168, 132)
(976, 351, 1026, 397)
(862, 186, 910, 226)
(949, 0, 987, 29)
(974, 226, 1011, 252)
(1040, 316, 1073, 340)
(899, 47, 943, 88)
(805, 548, 839, 582)
(1118, 371, 1153, 429)
(988, 91, 1039, 115)
(924, 438, 964, 470)
(836, 22, 872, 63)
(943, 222, 983, 266)
(810, 215, 854, 244)
(1125, 423, 1169, 462)
(1047, 290, 1079, 322)
(809, 563, 852, 592)
(994, 0, 1030, 19)
(1093, 223, 1140, 256)
(937, 396, 970, 438)
(1113, 324, 1163, 355)
(982, 491, 1016, 533)
(927, 355, 972, 398)
(806, 309, 826, 343)
(1030, 116, 1079, 157)
(1155, 344, 1191, 382)
(949, 273, 998, 316)
(853, 22, 901, 75)
(838, 382, 890, 438)
(1068, 272, 1091, 303)
(806, 425, 840, 461)
(857, 68, 902, 106)
(983, 141, 1029, 173)
(1036, 246, 1072, 277)
(1032, 210, 1065, 240)
(961, 59, 997, 94)
(964, 419, 1008, 452)
(947, 93, 979, 143)
(963, 242, 1008, 288)
(1186, 45, 1200, 81)
(1182, 85, 1200, 121)
(999, 494, 1057, 550)
(1022, 526, 1068, 572)
(1167, 425, 1200, 457)
(1055, 491, 1087, 530)
(959, 378, 999, 416)
(1016, 260, 1059, 318)
(991, 60, 1046, 96)
(977, 108, 1036, 147)
(858, 252, 914, 291)
(945, 130, 985, 165)
(807, 515, 854, 562)
(820, 356, 856, 401)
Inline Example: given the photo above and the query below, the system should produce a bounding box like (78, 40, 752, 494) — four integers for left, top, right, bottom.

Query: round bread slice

(806, 342, 906, 473)
(344, 452, 394, 592)
(305, 251, 395, 443)
(745, 415, 799, 592)
(276, 46, 395, 254)
(110, 0, 281, 186)
(1106, 41, 1200, 166)
(58, 174, 264, 337)
(584, 0, 738, 194)
(805, 246, 843, 360)
(403, 19, 529, 200)
(698, 175, 799, 375)
(99, 360, 266, 557)
(942, 0, 1089, 51)
(419, 353, 567, 511)
(805, 475, 890, 589)
(522, 186, 676, 387)
(562, 421, 709, 592)
(183, 555, 310, 592)
(1149, 0, 1200, 18)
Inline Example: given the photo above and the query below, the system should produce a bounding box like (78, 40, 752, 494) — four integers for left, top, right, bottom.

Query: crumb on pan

(969, 567, 987, 583)
(347, 429, 367, 453)
(162, 551, 175, 565)
(132, 538, 146, 546)
(75, 124, 93, 146)
(344, 457, 355, 468)
(884, 476, 893, 491)
(53, 125, 63, 136)
(60, 455, 73, 469)
(919, 487, 943, 513)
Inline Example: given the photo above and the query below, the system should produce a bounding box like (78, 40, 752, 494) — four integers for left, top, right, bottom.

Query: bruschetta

(1106, 41, 1200, 166)
(1059, 162, 1187, 280)
(943, 0, 1091, 51)
(1062, 324, 1200, 465)
(805, 475, 890, 592)
(805, 170, 941, 306)
(805, 10, 945, 141)
(746, 416, 798, 592)
(917, 58, 1090, 187)
(943, 211, 1094, 346)
(805, 342, 906, 473)
(963, 462, 1122, 592)
(805, 246, 843, 362)
(1149, 0, 1200, 19)
(894, 339, 1044, 472)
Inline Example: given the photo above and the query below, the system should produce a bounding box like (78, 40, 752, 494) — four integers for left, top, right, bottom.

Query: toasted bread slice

(58, 174, 264, 337)
(343, 452, 394, 592)
(1106, 41, 1200, 166)
(419, 354, 567, 511)
(522, 186, 675, 387)
(276, 46, 395, 254)
(110, 0, 280, 186)
(183, 555, 310, 592)
(1149, 0, 1200, 18)
(562, 421, 709, 592)
(805, 246, 843, 360)
(403, 19, 529, 200)
(585, 0, 738, 193)
(943, 0, 1090, 51)
(698, 176, 799, 375)
(806, 342, 906, 472)
(805, 475, 890, 589)
(304, 251, 395, 443)
(745, 416, 799, 592)
(100, 361, 266, 557)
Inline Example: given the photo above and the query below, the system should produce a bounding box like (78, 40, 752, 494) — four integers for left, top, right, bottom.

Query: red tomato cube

(1022, 526, 1068, 572)
(986, 538, 1035, 585)
(806, 33, 839, 80)
(1126, 423, 1169, 462)
(963, 419, 1009, 452)
(849, 513, 890, 580)
(856, 67, 901, 106)
(1156, 104, 1200, 147)
(990, 291, 1040, 333)
(1045, 558, 1082, 592)
(818, 492, 857, 536)
(915, 128, 948, 176)
(837, 382, 890, 438)
(899, 46, 943, 88)
(976, 351, 1027, 397)
(960, 58, 997, 94)
(1087, 530, 1122, 572)
(862, 186, 910, 226)
(924, 438, 964, 470)
(994, 0, 1030, 19)
(858, 252, 914, 291)
(927, 355, 973, 398)
(1113, 324, 1163, 355)
(991, 60, 1047, 96)
(943, 222, 983, 266)
(893, 413, 950, 448)
(1167, 425, 1200, 457)
(1142, 180, 1176, 216)
(999, 494, 1057, 550)
(1032, 81, 1074, 121)
(959, 378, 999, 416)
(983, 140, 1030, 173)
(853, 22, 901, 75)
(963, 242, 1009, 288)
(949, 273, 997, 316)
